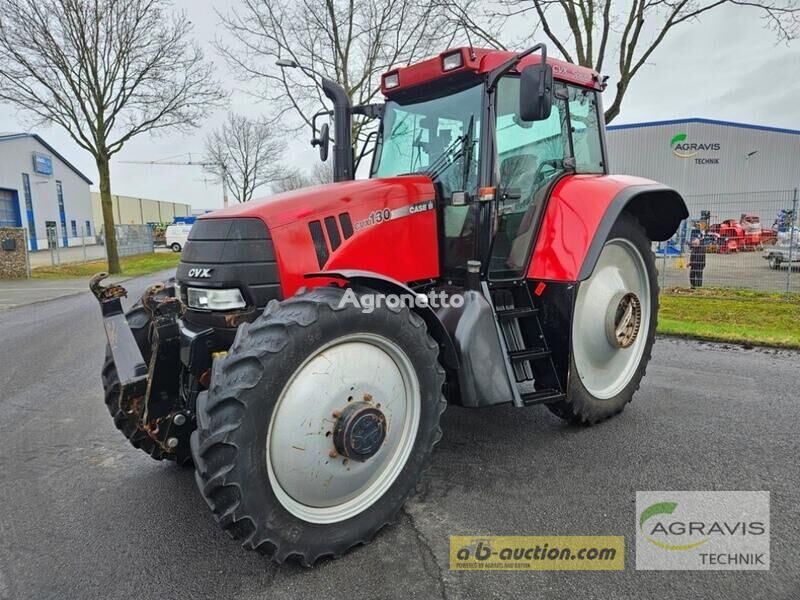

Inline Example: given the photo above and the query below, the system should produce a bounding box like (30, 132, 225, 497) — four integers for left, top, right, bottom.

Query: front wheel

(547, 214, 658, 425)
(191, 286, 446, 565)
(768, 255, 781, 270)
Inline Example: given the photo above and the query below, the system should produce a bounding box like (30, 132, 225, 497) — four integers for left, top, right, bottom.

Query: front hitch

(90, 273, 148, 402)
(90, 274, 193, 460)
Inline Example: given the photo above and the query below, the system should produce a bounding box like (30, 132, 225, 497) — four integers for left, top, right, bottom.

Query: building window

(71, 219, 77, 237)
(85, 220, 91, 236)
(22, 173, 37, 250)
(0, 189, 20, 227)
(56, 180, 68, 246)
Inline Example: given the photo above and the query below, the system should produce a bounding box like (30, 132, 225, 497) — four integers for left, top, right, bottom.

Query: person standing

(689, 238, 706, 288)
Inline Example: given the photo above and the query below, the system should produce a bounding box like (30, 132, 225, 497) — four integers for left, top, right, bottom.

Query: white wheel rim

(266, 333, 420, 524)
(572, 238, 651, 399)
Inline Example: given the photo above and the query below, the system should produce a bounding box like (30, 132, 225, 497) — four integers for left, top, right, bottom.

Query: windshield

(371, 83, 482, 198)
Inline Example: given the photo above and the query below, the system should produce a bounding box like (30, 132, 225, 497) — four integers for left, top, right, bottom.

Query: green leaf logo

(639, 501, 709, 551)
(640, 501, 678, 529)
(670, 133, 687, 146)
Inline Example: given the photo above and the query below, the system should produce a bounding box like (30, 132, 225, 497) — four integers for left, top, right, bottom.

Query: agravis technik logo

(636, 491, 770, 571)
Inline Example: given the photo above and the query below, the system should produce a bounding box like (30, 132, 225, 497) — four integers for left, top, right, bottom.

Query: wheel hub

(606, 291, 642, 348)
(333, 402, 387, 461)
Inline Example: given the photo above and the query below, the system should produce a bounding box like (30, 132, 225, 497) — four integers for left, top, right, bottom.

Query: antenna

(460, 18, 476, 60)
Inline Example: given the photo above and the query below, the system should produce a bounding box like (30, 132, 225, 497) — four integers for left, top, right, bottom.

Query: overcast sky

(0, 0, 797, 210)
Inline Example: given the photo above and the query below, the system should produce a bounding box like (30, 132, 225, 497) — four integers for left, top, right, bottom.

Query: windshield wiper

(425, 115, 475, 181)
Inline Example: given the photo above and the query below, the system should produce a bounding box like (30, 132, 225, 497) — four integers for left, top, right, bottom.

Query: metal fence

(655, 188, 800, 294)
(36, 223, 154, 268)
(112, 224, 154, 257)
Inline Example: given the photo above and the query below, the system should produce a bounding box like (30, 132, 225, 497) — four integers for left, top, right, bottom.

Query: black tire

(191, 286, 446, 566)
(171, 243, 182, 252)
(768, 255, 781, 270)
(547, 214, 658, 425)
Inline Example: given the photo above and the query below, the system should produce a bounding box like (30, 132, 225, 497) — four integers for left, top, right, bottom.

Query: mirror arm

(311, 109, 333, 140)
(352, 103, 385, 119)
(354, 130, 378, 171)
(487, 43, 548, 91)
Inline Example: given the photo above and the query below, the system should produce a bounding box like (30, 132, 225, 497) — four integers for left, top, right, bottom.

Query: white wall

(0, 136, 94, 250)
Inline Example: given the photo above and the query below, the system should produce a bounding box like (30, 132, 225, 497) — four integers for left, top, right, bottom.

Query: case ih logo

(670, 133, 721, 164)
(188, 268, 213, 278)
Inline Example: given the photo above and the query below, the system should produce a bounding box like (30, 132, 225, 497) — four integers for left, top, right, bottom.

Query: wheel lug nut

(173, 413, 186, 426)
(166, 437, 179, 449)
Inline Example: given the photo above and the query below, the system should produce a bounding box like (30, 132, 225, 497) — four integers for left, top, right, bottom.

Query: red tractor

(91, 44, 686, 565)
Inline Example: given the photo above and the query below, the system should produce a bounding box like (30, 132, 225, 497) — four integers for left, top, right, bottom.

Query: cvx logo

(188, 268, 212, 278)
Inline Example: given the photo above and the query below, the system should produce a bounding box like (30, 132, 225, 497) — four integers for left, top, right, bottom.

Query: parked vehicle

(165, 224, 192, 252)
(90, 44, 686, 565)
(764, 228, 800, 269)
(764, 246, 800, 270)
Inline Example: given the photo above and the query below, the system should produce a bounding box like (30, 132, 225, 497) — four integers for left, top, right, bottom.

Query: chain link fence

(33, 223, 154, 268)
(655, 188, 800, 295)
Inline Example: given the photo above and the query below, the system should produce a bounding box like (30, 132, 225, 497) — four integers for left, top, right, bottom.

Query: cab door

(487, 77, 571, 280)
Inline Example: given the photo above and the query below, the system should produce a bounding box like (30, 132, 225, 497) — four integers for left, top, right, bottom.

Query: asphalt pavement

(0, 270, 798, 600)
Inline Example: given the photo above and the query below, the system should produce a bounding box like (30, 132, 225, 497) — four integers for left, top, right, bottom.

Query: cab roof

(380, 47, 601, 96)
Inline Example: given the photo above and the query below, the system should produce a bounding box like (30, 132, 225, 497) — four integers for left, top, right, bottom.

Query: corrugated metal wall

(607, 120, 800, 218)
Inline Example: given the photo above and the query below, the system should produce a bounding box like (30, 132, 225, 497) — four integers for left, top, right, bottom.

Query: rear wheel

(768, 255, 781, 270)
(170, 242, 182, 252)
(191, 286, 446, 565)
(547, 214, 657, 424)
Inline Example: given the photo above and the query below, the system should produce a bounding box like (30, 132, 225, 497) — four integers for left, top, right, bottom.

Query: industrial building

(607, 118, 800, 217)
(0, 133, 94, 250)
(91, 192, 192, 227)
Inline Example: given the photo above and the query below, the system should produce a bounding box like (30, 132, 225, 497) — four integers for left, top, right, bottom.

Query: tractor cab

(364, 46, 606, 280)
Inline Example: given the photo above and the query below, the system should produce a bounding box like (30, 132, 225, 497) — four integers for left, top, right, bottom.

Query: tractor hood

(199, 175, 435, 230)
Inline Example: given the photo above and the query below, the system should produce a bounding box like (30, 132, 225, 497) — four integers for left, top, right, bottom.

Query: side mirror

(519, 63, 553, 122)
(312, 122, 330, 162)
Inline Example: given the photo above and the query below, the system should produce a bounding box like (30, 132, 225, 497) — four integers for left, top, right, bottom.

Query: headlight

(186, 287, 246, 311)
(441, 51, 463, 71)
(383, 72, 399, 89)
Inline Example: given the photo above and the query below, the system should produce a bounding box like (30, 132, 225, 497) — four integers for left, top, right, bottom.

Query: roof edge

(0, 133, 94, 184)
(606, 117, 800, 136)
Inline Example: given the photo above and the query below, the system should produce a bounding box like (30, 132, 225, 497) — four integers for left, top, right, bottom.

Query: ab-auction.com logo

(636, 491, 769, 570)
(670, 132, 721, 164)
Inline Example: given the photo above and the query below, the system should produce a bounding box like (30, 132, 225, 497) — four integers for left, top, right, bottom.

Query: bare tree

(271, 163, 335, 193)
(204, 113, 286, 203)
(217, 0, 458, 158)
(0, 0, 225, 273)
(444, 0, 799, 123)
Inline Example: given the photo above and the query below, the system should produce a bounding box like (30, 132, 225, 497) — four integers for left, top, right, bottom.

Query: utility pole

(119, 157, 230, 208)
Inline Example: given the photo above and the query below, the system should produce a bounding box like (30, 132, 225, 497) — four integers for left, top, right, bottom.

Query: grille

(176, 218, 280, 309)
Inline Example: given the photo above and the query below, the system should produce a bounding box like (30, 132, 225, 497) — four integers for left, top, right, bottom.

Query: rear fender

(528, 175, 688, 281)
(304, 269, 459, 369)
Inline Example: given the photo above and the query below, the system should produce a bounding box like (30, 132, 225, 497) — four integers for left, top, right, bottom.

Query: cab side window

(567, 86, 604, 173)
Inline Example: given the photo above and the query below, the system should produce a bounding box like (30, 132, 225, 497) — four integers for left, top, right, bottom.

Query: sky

(0, 0, 798, 210)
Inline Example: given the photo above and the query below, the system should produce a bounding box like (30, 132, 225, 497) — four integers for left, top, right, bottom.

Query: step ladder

(488, 282, 565, 407)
